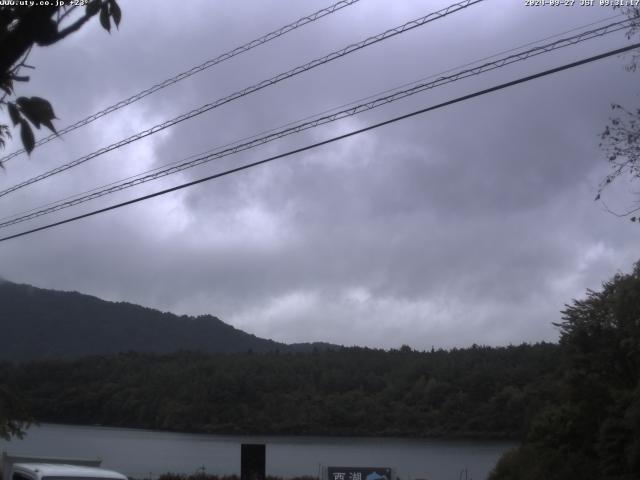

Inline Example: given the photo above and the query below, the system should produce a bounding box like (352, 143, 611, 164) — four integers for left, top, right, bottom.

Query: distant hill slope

(0, 280, 333, 361)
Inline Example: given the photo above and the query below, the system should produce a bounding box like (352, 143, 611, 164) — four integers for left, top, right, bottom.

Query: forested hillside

(490, 264, 640, 480)
(0, 280, 331, 360)
(2, 343, 560, 438)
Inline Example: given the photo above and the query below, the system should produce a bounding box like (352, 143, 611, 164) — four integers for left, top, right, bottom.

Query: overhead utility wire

(0, 0, 484, 200)
(0, 17, 631, 230)
(165, 12, 630, 165)
(10, 14, 624, 224)
(0, 0, 363, 165)
(0, 17, 630, 227)
(2, 15, 623, 227)
(0, 12, 626, 229)
(1, 11, 624, 225)
(1, 41, 638, 244)
(314, 12, 627, 119)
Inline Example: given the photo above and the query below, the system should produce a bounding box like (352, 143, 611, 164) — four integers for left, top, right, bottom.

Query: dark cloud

(0, 0, 637, 349)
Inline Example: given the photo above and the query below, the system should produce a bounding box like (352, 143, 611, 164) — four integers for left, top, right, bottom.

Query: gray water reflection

(0, 424, 515, 480)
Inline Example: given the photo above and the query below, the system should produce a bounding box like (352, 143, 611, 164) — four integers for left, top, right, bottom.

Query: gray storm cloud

(0, 0, 637, 349)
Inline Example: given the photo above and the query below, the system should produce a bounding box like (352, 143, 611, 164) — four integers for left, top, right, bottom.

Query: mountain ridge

(0, 280, 338, 361)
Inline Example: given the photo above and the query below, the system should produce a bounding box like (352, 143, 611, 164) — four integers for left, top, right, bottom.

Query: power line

(1, 11, 624, 222)
(0, 16, 631, 230)
(0, 0, 363, 165)
(0, 0, 485, 200)
(1, 41, 637, 244)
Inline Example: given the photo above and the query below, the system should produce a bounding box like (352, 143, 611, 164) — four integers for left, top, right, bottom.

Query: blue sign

(327, 467, 392, 480)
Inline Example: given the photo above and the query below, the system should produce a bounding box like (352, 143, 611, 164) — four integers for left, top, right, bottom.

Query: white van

(2, 454, 128, 480)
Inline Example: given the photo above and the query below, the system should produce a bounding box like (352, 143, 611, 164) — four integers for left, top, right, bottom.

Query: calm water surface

(0, 424, 515, 480)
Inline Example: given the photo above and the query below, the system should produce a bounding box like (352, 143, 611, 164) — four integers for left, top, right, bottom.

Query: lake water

(0, 424, 515, 480)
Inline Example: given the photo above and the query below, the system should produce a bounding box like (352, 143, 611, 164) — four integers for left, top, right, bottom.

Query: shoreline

(25, 421, 520, 443)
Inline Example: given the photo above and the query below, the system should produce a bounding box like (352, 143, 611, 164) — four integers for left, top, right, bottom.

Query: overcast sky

(0, 0, 638, 349)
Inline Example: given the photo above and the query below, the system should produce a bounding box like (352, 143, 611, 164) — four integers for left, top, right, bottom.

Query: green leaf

(33, 18, 59, 46)
(7, 102, 20, 126)
(41, 119, 57, 134)
(86, 0, 101, 16)
(15, 96, 57, 132)
(100, 3, 111, 32)
(109, 0, 121, 27)
(28, 97, 56, 119)
(27, 97, 56, 133)
(28, 97, 55, 123)
(0, 79, 13, 95)
(0, 124, 9, 157)
(16, 97, 41, 129)
(19, 119, 35, 154)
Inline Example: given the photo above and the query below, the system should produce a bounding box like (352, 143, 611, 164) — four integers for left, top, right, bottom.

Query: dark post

(241, 443, 266, 480)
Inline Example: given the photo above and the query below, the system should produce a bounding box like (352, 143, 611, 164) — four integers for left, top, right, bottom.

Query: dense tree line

(1, 343, 560, 439)
(490, 263, 640, 480)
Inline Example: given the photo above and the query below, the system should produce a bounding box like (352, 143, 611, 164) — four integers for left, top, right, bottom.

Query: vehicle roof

(13, 463, 127, 480)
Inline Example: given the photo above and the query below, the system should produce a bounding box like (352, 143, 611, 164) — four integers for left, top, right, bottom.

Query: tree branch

(599, 198, 640, 217)
(38, 12, 92, 46)
(0, 6, 56, 73)
(56, 6, 77, 25)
